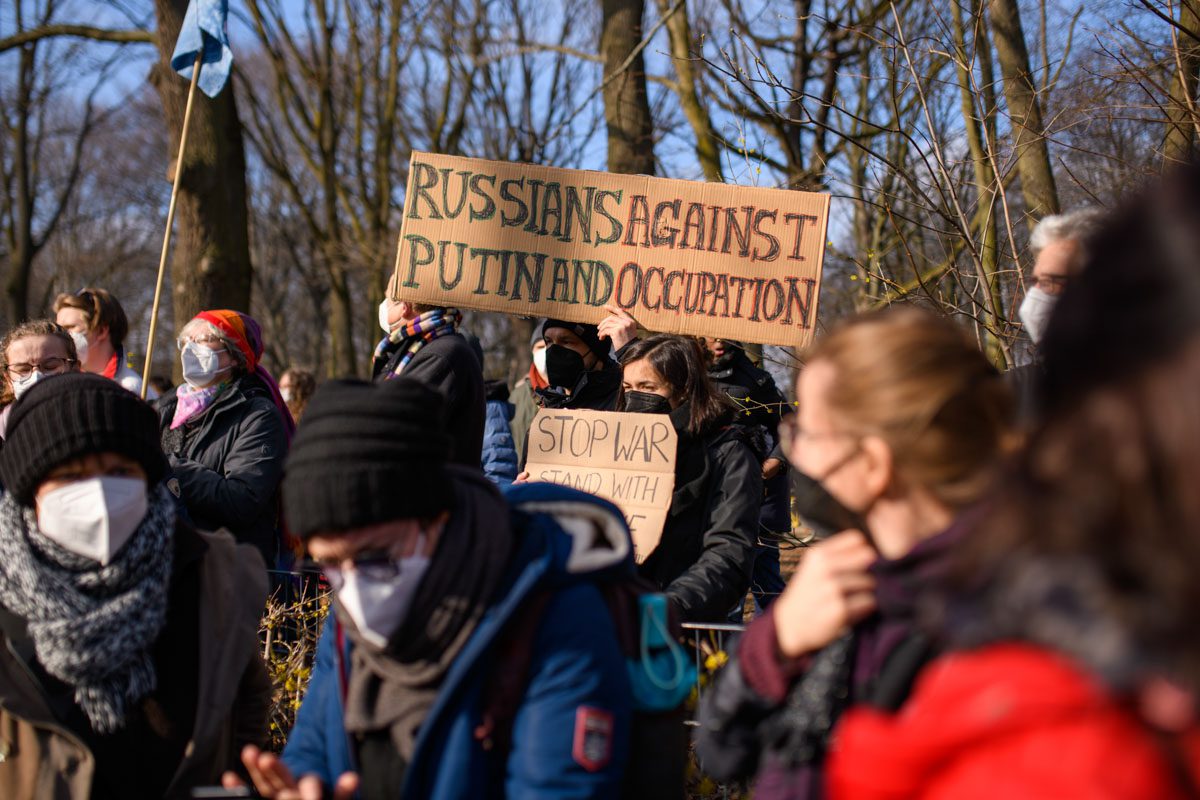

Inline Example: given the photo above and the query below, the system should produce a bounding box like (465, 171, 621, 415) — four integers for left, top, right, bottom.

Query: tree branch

(0, 25, 153, 53)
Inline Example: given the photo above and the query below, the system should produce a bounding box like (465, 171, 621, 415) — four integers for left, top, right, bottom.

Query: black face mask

(712, 350, 736, 369)
(545, 344, 588, 389)
(623, 390, 672, 415)
(790, 468, 874, 546)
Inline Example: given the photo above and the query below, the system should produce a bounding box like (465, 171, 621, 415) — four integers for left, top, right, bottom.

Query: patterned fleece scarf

(0, 485, 176, 733)
(375, 308, 463, 379)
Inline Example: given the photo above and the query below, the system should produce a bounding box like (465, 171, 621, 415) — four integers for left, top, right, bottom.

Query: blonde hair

(53, 288, 129, 349)
(805, 307, 1015, 510)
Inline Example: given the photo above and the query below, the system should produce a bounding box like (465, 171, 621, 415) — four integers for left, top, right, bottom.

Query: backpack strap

(474, 589, 555, 754)
(334, 617, 350, 703)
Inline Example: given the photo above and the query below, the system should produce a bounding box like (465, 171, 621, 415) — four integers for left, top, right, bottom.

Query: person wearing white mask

(0, 319, 81, 441)
(279, 367, 317, 422)
(156, 310, 293, 565)
(371, 278, 483, 467)
(1009, 207, 1107, 424)
(54, 287, 156, 399)
(0, 372, 271, 798)
(223, 377, 633, 800)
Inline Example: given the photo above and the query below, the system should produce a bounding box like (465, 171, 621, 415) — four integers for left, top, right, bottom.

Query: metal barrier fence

(681, 621, 745, 724)
(680, 623, 747, 800)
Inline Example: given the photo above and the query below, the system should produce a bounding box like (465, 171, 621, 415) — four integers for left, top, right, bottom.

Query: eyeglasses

(176, 334, 225, 351)
(778, 415, 858, 452)
(4, 357, 75, 379)
(1032, 274, 1070, 294)
(319, 548, 405, 589)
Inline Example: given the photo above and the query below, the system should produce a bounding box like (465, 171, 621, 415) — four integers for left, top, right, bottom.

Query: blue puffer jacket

(481, 398, 519, 486)
(282, 482, 635, 798)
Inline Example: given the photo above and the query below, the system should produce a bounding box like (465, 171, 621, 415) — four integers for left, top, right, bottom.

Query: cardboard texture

(390, 151, 831, 348)
(525, 408, 678, 563)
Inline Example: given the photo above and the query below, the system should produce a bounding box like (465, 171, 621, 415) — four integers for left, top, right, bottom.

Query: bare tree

(988, 0, 1060, 218)
(0, 0, 118, 324)
(0, 1, 256, 366)
(601, 0, 657, 173)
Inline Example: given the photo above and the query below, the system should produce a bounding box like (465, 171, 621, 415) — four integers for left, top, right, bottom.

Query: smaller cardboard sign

(525, 408, 677, 563)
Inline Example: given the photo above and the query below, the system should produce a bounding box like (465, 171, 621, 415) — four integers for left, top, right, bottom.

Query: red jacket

(828, 643, 1200, 799)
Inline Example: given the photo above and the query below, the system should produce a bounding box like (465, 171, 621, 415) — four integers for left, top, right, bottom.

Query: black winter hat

(0, 372, 168, 507)
(543, 318, 612, 360)
(282, 378, 455, 539)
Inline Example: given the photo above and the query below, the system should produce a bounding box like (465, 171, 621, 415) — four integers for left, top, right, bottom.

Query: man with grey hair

(1010, 207, 1106, 424)
(1019, 208, 1106, 345)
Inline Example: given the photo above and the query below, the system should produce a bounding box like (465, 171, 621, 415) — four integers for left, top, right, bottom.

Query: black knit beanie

(543, 318, 612, 360)
(0, 372, 168, 507)
(282, 378, 455, 539)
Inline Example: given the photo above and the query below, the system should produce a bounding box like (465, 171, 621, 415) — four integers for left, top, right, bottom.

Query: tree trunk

(601, 0, 655, 174)
(988, 0, 1060, 219)
(954, 0, 1006, 366)
(150, 0, 252, 375)
(5, 41, 35, 325)
(657, 0, 721, 181)
(1163, 0, 1200, 164)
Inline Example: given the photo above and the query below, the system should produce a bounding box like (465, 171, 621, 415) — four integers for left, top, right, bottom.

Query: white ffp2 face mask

(181, 342, 231, 388)
(70, 331, 89, 365)
(11, 370, 44, 400)
(378, 299, 398, 335)
(36, 476, 148, 565)
(1019, 286, 1058, 345)
(532, 347, 548, 381)
(330, 535, 432, 649)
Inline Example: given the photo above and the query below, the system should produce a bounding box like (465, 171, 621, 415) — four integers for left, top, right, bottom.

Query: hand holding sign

(525, 409, 678, 562)
(598, 305, 639, 352)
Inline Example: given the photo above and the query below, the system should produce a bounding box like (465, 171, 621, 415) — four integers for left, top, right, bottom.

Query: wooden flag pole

(141, 52, 203, 399)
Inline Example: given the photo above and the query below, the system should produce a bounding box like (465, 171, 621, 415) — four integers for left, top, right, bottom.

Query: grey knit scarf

(0, 485, 175, 733)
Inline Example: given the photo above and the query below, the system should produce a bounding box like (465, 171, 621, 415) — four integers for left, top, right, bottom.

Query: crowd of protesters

(0, 160, 1196, 799)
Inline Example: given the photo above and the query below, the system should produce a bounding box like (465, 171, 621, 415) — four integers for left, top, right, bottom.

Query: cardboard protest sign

(390, 152, 830, 348)
(525, 408, 677, 563)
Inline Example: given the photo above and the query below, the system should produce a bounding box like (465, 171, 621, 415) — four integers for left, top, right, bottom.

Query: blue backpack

(476, 575, 696, 800)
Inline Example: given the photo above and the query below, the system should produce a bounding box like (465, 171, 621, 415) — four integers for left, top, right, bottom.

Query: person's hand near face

(597, 305, 639, 352)
(772, 359, 885, 658)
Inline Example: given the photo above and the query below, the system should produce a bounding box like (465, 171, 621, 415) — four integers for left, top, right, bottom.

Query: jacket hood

(502, 481, 635, 581)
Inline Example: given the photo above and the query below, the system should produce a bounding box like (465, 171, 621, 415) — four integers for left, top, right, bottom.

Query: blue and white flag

(170, 0, 233, 98)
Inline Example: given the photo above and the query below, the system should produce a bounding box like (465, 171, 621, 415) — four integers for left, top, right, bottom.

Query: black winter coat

(158, 373, 288, 564)
(638, 405, 761, 622)
(708, 349, 788, 437)
(373, 333, 485, 467)
(536, 362, 622, 412)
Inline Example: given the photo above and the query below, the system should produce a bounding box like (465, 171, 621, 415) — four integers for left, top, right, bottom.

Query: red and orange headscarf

(193, 310, 295, 442)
